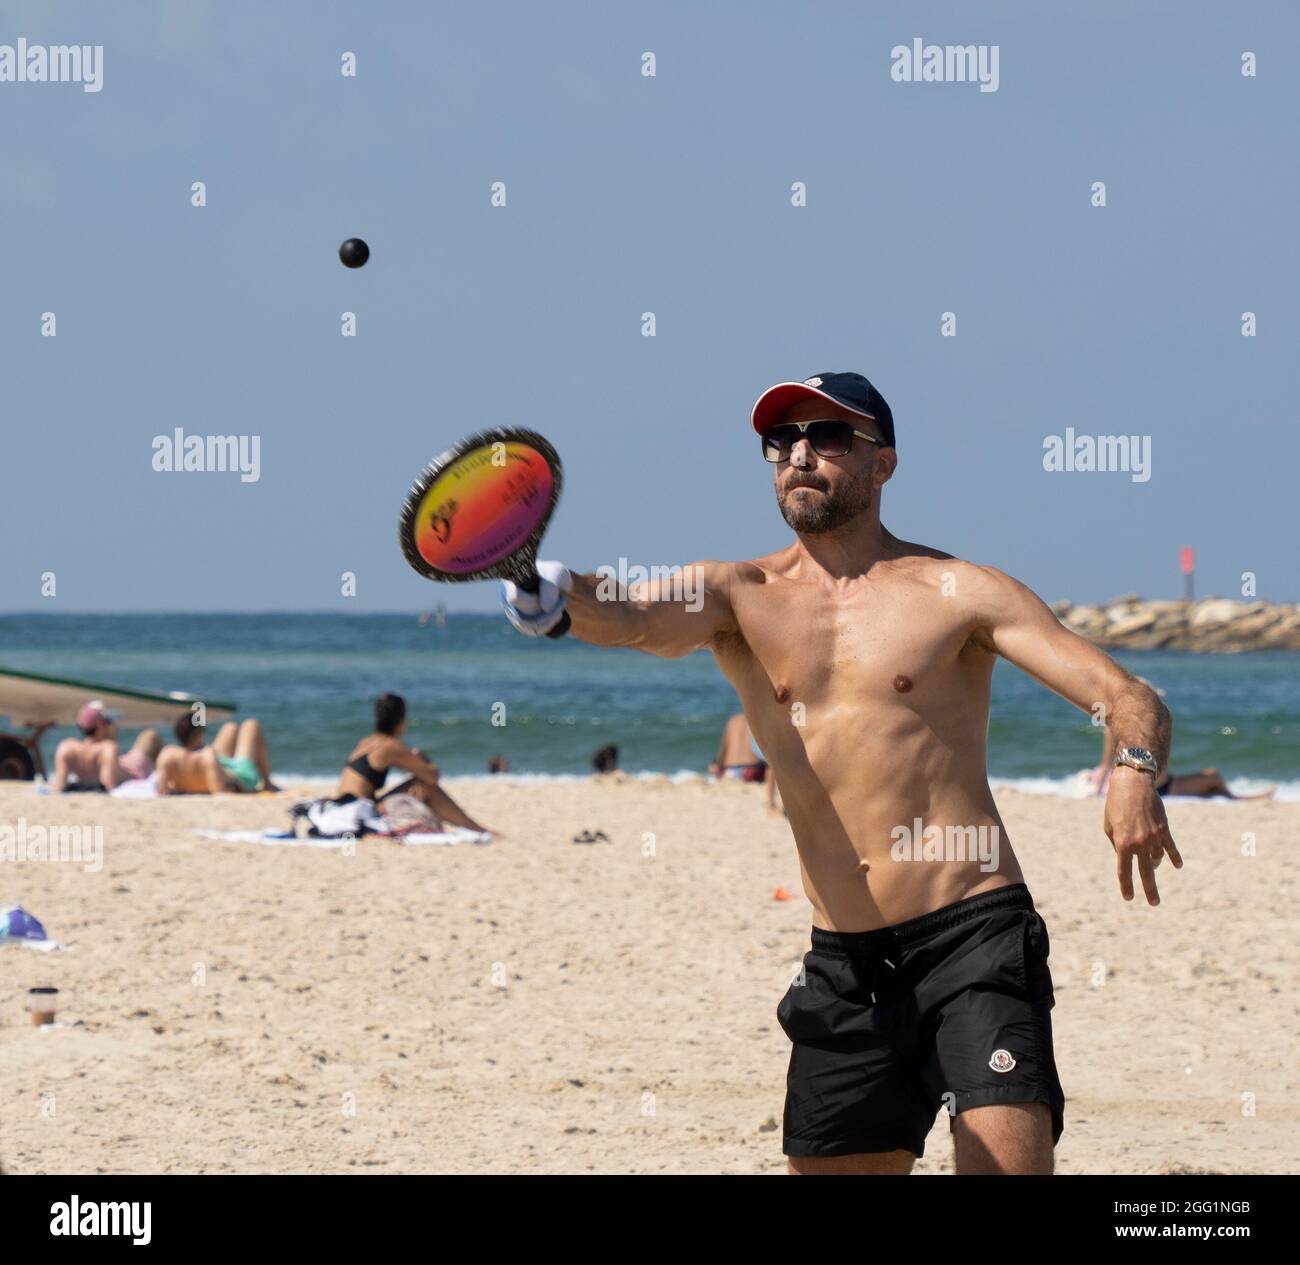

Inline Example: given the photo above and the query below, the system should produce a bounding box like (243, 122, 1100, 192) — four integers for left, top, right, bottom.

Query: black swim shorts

(777, 882, 1065, 1159)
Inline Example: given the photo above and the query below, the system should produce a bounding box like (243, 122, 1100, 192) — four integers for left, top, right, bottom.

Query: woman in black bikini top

(336, 693, 421, 799)
(334, 693, 494, 834)
(347, 748, 391, 794)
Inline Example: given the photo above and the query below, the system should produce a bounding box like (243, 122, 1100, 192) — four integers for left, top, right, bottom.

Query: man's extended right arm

(503, 559, 738, 659)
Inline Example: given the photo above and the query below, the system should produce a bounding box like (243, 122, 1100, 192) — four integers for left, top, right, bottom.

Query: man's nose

(789, 437, 816, 467)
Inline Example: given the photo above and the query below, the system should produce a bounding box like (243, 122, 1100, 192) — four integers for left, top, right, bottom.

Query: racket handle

(516, 573, 571, 640)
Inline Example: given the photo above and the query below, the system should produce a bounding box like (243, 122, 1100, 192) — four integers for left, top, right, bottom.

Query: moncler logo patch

(803, 377, 823, 387)
(989, 1049, 1016, 1073)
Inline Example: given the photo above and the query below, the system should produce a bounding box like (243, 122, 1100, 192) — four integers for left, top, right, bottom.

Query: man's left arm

(964, 565, 1183, 905)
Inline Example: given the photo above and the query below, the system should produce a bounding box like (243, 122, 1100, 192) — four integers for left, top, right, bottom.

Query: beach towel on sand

(193, 826, 490, 847)
(33, 775, 151, 796)
(288, 794, 489, 843)
(393, 826, 491, 846)
(190, 794, 491, 847)
(110, 773, 158, 799)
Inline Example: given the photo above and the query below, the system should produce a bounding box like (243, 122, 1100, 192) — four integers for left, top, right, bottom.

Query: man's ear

(873, 448, 898, 486)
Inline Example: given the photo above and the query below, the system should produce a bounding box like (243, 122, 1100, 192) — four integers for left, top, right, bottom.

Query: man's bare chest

(716, 580, 978, 709)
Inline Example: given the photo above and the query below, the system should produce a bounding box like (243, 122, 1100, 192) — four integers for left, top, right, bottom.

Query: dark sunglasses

(760, 419, 882, 463)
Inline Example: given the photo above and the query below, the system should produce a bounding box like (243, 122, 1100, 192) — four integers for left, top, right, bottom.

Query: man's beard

(777, 469, 874, 534)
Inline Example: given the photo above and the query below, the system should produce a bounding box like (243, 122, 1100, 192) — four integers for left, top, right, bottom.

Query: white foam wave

(272, 769, 711, 789)
(273, 769, 1300, 801)
(991, 773, 1300, 803)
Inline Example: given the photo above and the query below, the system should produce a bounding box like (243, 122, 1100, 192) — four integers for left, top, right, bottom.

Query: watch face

(1119, 747, 1157, 771)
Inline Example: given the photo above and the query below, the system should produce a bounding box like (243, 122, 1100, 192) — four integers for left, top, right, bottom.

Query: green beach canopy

(0, 665, 236, 728)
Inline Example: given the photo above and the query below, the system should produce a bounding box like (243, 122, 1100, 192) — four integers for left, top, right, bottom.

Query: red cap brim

(750, 382, 876, 434)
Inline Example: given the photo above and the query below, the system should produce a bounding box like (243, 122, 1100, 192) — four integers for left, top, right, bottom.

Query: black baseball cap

(751, 372, 895, 449)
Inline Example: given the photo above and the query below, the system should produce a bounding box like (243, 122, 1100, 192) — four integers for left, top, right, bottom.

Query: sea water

(3, 613, 1297, 796)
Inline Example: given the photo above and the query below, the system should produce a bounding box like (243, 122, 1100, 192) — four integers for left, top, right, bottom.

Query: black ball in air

(339, 238, 370, 268)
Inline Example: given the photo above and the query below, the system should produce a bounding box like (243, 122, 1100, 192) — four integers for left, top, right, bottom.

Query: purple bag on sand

(0, 906, 48, 942)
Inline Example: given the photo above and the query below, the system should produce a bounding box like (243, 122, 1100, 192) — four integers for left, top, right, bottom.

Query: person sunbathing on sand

(156, 713, 278, 794)
(335, 693, 490, 833)
(52, 702, 161, 792)
(501, 369, 1185, 1176)
(1091, 725, 1274, 800)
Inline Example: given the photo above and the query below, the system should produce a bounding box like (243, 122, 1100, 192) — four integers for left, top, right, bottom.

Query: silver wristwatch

(1114, 746, 1158, 776)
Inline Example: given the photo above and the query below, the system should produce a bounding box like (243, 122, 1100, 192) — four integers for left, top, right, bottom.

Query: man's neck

(794, 517, 901, 581)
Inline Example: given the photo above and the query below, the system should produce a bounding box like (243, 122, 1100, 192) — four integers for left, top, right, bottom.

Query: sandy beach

(2, 778, 1296, 1175)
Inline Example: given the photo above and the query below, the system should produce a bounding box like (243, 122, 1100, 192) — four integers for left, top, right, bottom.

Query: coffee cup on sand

(27, 987, 58, 1027)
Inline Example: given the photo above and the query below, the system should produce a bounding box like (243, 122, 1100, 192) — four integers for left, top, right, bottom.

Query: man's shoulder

(885, 531, 957, 564)
(882, 555, 1042, 624)
(716, 548, 796, 586)
(882, 547, 977, 588)
(887, 551, 1016, 588)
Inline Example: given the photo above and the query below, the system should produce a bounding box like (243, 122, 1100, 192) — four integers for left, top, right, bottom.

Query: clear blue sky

(5, 0, 1297, 612)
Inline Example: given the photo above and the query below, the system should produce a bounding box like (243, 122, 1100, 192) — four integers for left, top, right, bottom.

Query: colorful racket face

(399, 428, 563, 586)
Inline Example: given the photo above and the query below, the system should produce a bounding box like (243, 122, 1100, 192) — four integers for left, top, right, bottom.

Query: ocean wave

(270, 769, 1300, 802)
(271, 769, 712, 789)
(990, 773, 1300, 803)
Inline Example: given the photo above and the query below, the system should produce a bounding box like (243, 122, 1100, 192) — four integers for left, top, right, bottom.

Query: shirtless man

(156, 713, 277, 794)
(52, 702, 161, 792)
(501, 370, 1182, 1176)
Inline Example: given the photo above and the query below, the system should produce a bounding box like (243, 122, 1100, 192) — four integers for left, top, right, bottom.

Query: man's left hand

(1103, 766, 1183, 904)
